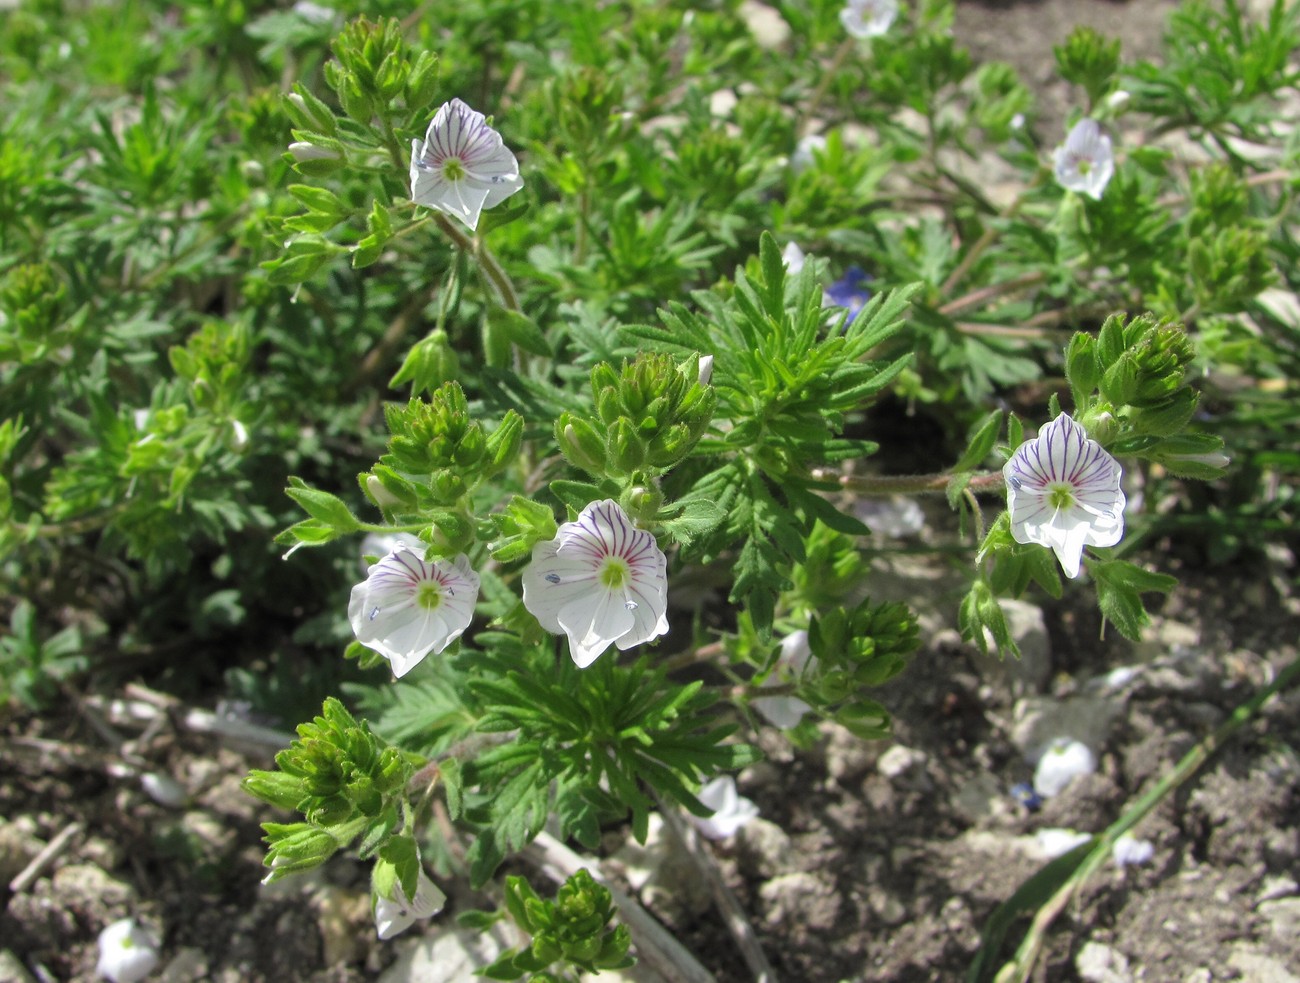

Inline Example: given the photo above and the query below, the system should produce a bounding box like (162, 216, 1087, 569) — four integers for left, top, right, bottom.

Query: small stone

(1012, 696, 1121, 757)
(0, 818, 44, 884)
(737, 0, 791, 48)
(1227, 946, 1300, 983)
(1033, 739, 1097, 798)
(377, 924, 515, 983)
(1257, 874, 1299, 903)
(759, 872, 841, 931)
(313, 885, 370, 966)
(970, 599, 1051, 694)
(1258, 897, 1300, 942)
(877, 745, 928, 781)
(50, 863, 134, 914)
(737, 818, 796, 878)
(0, 950, 37, 983)
(1076, 940, 1133, 983)
(824, 724, 877, 783)
(157, 947, 208, 983)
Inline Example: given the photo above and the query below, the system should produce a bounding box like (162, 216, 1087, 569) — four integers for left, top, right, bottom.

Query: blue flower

(1010, 781, 1043, 811)
(823, 266, 871, 324)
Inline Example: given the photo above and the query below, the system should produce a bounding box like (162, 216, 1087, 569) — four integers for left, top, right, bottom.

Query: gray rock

(0, 818, 43, 885)
(759, 872, 841, 931)
(1076, 940, 1133, 983)
(377, 924, 514, 983)
(0, 949, 37, 983)
(1258, 897, 1300, 942)
(49, 863, 134, 915)
(969, 599, 1051, 695)
(737, 818, 796, 878)
(1227, 946, 1300, 983)
(1011, 695, 1122, 758)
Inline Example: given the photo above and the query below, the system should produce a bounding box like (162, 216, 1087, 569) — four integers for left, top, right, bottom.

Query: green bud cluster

(0, 263, 66, 353)
(1054, 26, 1121, 109)
(242, 698, 416, 883)
(322, 17, 438, 128)
(1187, 163, 1248, 240)
(556, 353, 715, 480)
(168, 321, 251, 413)
(1188, 225, 1275, 315)
(1065, 312, 1227, 477)
(808, 598, 920, 699)
(482, 871, 633, 979)
(381, 383, 523, 504)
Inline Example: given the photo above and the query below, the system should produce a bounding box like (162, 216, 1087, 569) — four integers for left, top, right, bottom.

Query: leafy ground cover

(2, 0, 1299, 980)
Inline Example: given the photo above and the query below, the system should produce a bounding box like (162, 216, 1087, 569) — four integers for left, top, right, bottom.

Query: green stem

(992, 654, 1300, 983)
(431, 213, 521, 312)
(801, 38, 856, 137)
(807, 468, 1005, 497)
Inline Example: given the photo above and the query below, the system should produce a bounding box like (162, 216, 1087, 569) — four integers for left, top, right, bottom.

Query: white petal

(374, 870, 446, 940)
(557, 587, 636, 668)
(691, 776, 760, 840)
(1053, 118, 1114, 200)
(752, 694, 812, 729)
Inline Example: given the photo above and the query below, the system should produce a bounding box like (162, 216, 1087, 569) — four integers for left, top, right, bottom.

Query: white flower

(781, 241, 806, 274)
(348, 545, 480, 677)
(374, 869, 447, 940)
(751, 630, 814, 729)
(1112, 833, 1155, 867)
(1053, 118, 1114, 200)
(410, 98, 524, 231)
(1033, 827, 1092, 859)
(96, 918, 160, 983)
(1003, 413, 1125, 580)
(790, 134, 826, 173)
(691, 776, 760, 840)
(1033, 737, 1097, 798)
(839, 0, 899, 39)
(522, 500, 668, 668)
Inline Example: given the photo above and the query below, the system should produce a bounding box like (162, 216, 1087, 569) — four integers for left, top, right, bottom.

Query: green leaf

(951, 410, 1003, 473)
(1091, 559, 1177, 640)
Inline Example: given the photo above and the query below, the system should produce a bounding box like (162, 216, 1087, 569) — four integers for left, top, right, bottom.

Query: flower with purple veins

(823, 266, 872, 325)
(522, 500, 668, 668)
(409, 98, 524, 231)
(1003, 413, 1125, 580)
(348, 544, 480, 677)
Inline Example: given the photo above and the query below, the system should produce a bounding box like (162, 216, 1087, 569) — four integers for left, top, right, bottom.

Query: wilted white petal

(349, 546, 480, 676)
(1033, 737, 1097, 798)
(839, 0, 899, 39)
(410, 98, 524, 231)
(1053, 118, 1114, 200)
(523, 500, 668, 667)
(752, 629, 815, 728)
(781, 241, 806, 274)
(96, 918, 161, 983)
(374, 869, 447, 940)
(140, 772, 188, 808)
(1003, 413, 1125, 579)
(1034, 827, 1092, 859)
(790, 134, 826, 173)
(691, 776, 760, 840)
(697, 354, 714, 386)
(1112, 833, 1155, 867)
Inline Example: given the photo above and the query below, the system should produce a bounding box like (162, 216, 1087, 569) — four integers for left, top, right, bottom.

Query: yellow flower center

(1047, 482, 1076, 511)
(442, 157, 466, 181)
(416, 581, 443, 610)
(600, 558, 629, 590)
